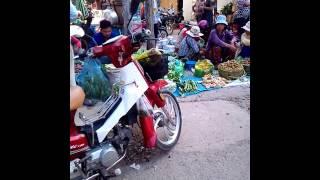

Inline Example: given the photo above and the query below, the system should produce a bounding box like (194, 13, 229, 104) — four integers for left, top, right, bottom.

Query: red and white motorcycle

(70, 26, 182, 179)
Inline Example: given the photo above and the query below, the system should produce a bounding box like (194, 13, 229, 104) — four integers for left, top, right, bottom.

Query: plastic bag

(76, 58, 112, 101)
(167, 59, 184, 82)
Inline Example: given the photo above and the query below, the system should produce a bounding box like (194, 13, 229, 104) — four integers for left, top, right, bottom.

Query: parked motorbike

(70, 26, 182, 179)
(159, 8, 184, 35)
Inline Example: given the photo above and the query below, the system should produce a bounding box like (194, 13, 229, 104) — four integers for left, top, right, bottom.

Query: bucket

(185, 60, 196, 71)
(105, 65, 121, 86)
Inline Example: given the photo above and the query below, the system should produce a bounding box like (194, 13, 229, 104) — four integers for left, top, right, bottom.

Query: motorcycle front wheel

(154, 90, 182, 151)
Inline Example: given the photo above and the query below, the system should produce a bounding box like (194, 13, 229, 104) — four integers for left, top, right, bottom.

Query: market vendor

(92, 20, 118, 46)
(206, 15, 237, 65)
(178, 26, 204, 60)
(89, 20, 120, 64)
(236, 21, 250, 58)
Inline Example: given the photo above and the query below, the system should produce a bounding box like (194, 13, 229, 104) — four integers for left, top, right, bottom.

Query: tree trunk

(145, 0, 155, 49)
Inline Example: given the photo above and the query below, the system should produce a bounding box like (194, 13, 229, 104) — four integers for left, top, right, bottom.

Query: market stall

(127, 33, 250, 98)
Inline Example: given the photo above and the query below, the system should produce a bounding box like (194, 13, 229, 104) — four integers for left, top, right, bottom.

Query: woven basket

(218, 65, 245, 80)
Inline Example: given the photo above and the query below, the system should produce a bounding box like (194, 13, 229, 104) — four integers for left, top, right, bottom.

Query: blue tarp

(173, 75, 222, 97)
(173, 74, 250, 97)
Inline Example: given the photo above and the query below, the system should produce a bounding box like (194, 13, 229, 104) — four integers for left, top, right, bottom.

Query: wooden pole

(145, 0, 155, 49)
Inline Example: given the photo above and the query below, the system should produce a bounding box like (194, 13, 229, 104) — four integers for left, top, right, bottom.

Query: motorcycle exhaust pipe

(139, 113, 157, 148)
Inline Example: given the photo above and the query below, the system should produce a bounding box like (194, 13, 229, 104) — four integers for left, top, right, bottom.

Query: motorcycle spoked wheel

(154, 90, 182, 151)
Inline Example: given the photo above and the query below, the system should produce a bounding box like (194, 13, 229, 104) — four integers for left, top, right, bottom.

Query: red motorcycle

(70, 30, 182, 179)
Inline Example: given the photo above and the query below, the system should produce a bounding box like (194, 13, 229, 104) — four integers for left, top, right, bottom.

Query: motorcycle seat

(70, 86, 85, 111)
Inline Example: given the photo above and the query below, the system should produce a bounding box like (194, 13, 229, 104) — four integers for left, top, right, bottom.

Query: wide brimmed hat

(215, 15, 228, 26)
(186, 26, 204, 37)
(242, 21, 250, 32)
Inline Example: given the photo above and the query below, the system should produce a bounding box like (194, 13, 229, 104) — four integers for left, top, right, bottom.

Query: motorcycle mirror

(70, 25, 85, 38)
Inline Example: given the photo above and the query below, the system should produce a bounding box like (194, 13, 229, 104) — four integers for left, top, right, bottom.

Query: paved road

(111, 85, 250, 180)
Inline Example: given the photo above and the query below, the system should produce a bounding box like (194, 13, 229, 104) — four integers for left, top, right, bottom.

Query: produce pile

(218, 60, 245, 79)
(194, 59, 214, 77)
(166, 59, 184, 82)
(218, 60, 243, 72)
(177, 80, 198, 96)
(202, 74, 229, 88)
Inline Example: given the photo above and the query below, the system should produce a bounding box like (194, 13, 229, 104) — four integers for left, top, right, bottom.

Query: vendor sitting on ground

(178, 26, 204, 60)
(236, 21, 250, 58)
(206, 15, 237, 65)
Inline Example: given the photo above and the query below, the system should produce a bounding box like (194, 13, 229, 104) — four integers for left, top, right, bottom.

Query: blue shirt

(89, 29, 120, 48)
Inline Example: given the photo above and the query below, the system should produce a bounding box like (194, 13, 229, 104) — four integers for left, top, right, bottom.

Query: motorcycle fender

(96, 62, 148, 143)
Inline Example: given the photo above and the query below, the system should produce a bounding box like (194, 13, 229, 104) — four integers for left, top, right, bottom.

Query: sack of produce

(76, 58, 112, 101)
(218, 60, 245, 80)
(141, 55, 169, 81)
(194, 59, 214, 77)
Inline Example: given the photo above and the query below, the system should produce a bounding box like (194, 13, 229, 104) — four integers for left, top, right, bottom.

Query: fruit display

(218, 60, 245, 80)
(194, 59, 214, 77)
(202, 74, 229, 88)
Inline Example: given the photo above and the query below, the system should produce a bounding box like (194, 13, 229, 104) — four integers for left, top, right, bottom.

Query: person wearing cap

(206, 15, 237, 65)
(178, 26, 204, 60)
(236, 21, 250, 58)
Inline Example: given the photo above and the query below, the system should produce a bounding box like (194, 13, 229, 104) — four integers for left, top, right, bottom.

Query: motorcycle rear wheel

(154, 90, 182, 151)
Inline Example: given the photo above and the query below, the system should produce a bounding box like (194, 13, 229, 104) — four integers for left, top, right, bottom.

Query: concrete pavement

(111, 85, 250, 180)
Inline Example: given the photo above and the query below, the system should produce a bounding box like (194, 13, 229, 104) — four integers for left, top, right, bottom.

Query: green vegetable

(177, 80, 198, 94)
